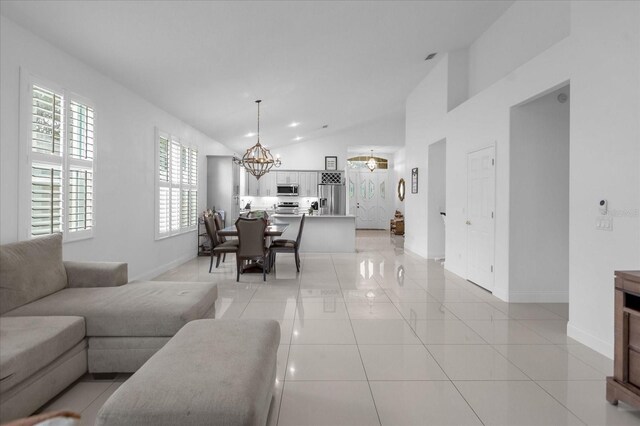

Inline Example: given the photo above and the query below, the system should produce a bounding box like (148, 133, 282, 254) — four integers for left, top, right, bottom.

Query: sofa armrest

(64, 261, 128, 288)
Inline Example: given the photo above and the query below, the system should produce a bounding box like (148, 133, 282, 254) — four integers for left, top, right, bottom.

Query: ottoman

(95, 319, 280, 426)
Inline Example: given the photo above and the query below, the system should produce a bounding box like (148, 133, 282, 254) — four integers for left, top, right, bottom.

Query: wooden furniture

(218, 223, 288, 237)
(203, 215, 238, 272)
(270, 214, 306, 272)
(235, 218, 270, 282)
(607, 270, 640, 408)
(390, 210, 404, 235)
(197, 218, 210, 256)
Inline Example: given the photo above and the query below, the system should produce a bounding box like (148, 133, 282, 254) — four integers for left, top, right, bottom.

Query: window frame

(19, 69, 97, 242)
(155, 127, 198, 240)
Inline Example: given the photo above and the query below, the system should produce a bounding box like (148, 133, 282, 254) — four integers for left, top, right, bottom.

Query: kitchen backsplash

(240, 196, 319, 211)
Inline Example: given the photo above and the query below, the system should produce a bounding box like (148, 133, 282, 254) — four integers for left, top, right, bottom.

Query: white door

(466, 146, 495, 291)
(349, 171, 389, 229)
(376, 171, 389, 228)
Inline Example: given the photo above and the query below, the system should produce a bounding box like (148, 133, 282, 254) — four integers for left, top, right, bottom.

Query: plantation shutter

(24, 77, 96, 241)
(156, 130, 198, 238)
(67, 100, 95, 234)
(30, 85, 64, 237)
(157, 134, 171, 236)
(31, 164, 62, 236)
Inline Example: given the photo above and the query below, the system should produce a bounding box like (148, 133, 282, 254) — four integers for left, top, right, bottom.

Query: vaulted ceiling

(1, 1, 512, 152)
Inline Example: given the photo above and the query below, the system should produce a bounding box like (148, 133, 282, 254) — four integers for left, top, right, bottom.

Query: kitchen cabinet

(259, 172, 276, 197)
(246, 172, 259, 196)
(298, 171, 318, 197)
(245, 171, 275, 197)
(276, 171, 298, 185)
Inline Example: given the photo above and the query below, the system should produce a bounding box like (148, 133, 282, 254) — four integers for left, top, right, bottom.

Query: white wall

(447, 49, 469, 111)
(393, 147, 406, 214)
(404, 55, 448, 258)
(404, 0, 640, 357)
(269, 112, 405, 172)
(0, 16, 232, 280)
(567, 1, 640, 356)
(427, 140, 446, 258)
(206, 156, 233, 217)
(468, 0, 570, 97)
(509, 86, 570, 302)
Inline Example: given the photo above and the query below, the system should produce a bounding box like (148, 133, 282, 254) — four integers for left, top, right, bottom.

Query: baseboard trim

(508, 291, 569, 303)
(567, 322, 613, 359)
(404, 243, 428, 259)
(130, 252, 196, 282)
(492, 287, 509, 302)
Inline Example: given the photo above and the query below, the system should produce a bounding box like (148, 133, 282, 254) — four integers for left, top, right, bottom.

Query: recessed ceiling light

(294, 136, 303, 141)
(244, 132, 256, 137)
(425, 53, 437, 61)
(288, 122, 300, 128)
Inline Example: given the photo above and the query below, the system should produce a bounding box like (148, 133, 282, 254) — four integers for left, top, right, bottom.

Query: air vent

(425, 53, 437, 61)
(321, 172, 343, 184)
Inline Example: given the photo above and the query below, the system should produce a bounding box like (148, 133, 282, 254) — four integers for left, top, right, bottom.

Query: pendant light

(242, 100, 275, 180)
(366, 150, 377, 172)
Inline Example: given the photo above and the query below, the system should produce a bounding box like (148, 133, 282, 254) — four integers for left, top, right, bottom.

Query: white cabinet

(276, 171, 298, 184)
(246, 171, 275, 196)
(259, 172, 275, 197)
(298, 171, 318, 197)
(246, 172, 259, 196)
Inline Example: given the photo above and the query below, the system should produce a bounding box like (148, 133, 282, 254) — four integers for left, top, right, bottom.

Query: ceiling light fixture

(241, 100, 276, 180)
(366, 150, 377, 172)
(294, 136, 302, 141)
(288, 122, 300, 128)
(244, 132, 256, 137)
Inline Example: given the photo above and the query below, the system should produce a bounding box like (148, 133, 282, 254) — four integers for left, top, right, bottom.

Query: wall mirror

(397, 178, 406, 201)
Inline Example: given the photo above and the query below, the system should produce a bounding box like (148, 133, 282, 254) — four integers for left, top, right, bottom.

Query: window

(22, 76, 95, 241)
(156, 129, 198, 239)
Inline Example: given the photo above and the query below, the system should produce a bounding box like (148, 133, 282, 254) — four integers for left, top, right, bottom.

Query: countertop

(271, 213, 355, 218)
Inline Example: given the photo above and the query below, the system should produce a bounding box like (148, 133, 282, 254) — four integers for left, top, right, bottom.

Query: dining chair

(213, 212, 239, 263)
(235, 217, 270, 282)
(204, 215, 238, 272)
(270, 213, 305, 272)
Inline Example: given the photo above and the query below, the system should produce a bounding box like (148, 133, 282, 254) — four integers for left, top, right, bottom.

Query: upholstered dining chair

(204, 215, 238, 272)
(270, 213, 305, 272)
(235, 217, 270, 282)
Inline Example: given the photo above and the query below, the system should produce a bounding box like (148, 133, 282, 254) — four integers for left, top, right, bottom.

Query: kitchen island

(271, 214, 356, 253)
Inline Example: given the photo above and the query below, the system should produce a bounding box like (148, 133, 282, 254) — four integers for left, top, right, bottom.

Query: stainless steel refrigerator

(318, 183, 346, 215)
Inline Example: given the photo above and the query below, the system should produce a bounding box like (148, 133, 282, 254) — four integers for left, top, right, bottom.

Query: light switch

(596, 217, 613, 231)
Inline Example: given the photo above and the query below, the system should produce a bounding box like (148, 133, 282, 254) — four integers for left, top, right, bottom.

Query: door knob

(466, 220, 471, 225)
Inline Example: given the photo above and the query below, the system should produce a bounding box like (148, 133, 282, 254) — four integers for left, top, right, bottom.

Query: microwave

(277, 184, 299, 196)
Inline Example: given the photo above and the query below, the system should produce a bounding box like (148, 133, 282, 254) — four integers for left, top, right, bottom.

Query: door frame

(466, 144, 496, 292)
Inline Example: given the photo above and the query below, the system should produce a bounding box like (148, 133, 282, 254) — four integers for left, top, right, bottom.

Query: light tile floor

(38, 230, 640, 425)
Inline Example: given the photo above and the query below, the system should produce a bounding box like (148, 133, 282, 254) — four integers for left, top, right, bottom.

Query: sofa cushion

(0, 316, 85, 393)
(95, 319, 280, 426)
(3, 282, 218, 337)
(0, 234, 68, 315)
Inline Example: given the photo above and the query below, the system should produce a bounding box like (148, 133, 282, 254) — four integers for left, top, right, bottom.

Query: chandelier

(242, 100, 277, 180)
(366, 150, 377, 172)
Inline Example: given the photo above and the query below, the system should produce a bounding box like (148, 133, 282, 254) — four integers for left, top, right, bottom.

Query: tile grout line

(274, 256, 301, 426)
(333, 254, 383, 426)
(417, 312, 488, 426)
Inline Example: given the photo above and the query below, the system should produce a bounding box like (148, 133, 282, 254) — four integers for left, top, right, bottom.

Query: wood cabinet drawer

(630, 314, 640, 351)
(629, 349, 640, 388)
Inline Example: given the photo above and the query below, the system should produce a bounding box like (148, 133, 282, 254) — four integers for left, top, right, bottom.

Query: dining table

(217, 222, 289, 275)
(217, 223, 289, 237)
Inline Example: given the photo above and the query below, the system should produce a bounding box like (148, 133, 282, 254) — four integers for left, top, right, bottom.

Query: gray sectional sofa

(0, 234, 218, 423)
